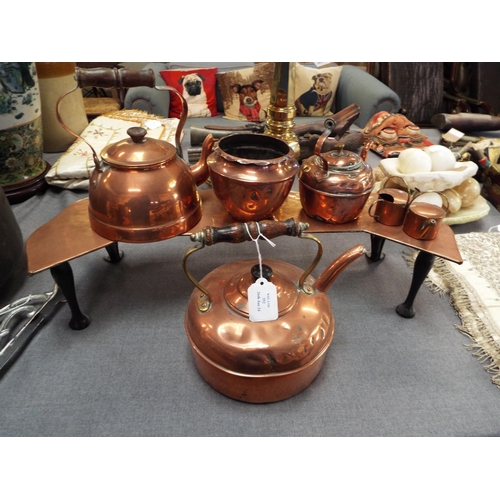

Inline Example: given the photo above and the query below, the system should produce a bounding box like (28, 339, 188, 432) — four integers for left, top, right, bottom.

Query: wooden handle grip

(191, 219, 308, 246)
(75, 67, 156, 89)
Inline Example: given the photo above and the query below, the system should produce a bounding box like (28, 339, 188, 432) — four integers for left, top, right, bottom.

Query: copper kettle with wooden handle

(182, 218, 366, 403)
(56, 67, 213, 243)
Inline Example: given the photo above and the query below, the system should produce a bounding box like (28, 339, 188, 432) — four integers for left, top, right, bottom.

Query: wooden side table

(26, 190, 462, 329)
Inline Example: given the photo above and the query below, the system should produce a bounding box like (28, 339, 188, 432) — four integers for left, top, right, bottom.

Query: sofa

(122, 62, 402, 157)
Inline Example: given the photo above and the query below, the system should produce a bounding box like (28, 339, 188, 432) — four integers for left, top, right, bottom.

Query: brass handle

(182, 219, 325, 312)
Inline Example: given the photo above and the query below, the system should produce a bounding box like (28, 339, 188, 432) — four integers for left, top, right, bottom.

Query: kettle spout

(190, 134, 214, 186)
(314, 244, 366, 293)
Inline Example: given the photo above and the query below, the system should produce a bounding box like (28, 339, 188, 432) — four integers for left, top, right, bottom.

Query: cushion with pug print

(216, 62, 275, 122)
(160, 67, 219, 118)
(294, 64, 342, 117)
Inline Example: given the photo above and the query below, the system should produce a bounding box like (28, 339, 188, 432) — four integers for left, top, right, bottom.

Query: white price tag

(248, 278, 279, 322)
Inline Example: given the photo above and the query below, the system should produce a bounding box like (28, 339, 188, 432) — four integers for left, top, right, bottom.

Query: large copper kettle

(56, 67, 213, 243)
(182, 219, 366, 403)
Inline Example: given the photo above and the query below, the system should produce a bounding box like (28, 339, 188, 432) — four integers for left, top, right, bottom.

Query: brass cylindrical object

(264, 62, 300, 159)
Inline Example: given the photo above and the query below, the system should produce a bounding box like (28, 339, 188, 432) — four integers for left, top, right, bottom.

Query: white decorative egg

(424, 145, 457, 171)
(415, 191, 443, 207)
(397, 148, 432, 174)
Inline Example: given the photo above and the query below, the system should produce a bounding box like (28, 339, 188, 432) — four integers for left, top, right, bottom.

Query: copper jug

(182, 218, 366, 403)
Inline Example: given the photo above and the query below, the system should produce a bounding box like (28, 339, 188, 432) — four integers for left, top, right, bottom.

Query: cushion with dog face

(216, 62, 275, 122)
(294, 64, 342, 117)
(160, 67, 219, 118)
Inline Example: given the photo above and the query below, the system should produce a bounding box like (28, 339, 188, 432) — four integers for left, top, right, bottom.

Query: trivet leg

(104, 242, 123, 263)
(396, 250, 435, 319)
(50, 262, 91, 330)
(367, 234, 386, 262)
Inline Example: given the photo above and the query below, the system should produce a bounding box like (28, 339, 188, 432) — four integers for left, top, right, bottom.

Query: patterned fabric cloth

(45, 110, 180, 190)
(405, 231, 500, 388)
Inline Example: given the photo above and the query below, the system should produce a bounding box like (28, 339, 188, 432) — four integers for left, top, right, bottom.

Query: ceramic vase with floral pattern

(0, 62, 46, 193)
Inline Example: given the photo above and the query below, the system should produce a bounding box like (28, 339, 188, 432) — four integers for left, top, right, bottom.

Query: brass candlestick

(264, 62, 300, 159)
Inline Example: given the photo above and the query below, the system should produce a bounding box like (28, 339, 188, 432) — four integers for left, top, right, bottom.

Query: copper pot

(206, 133, 300, 221)
(56, 76, 213, 243)
(402, 192, 449, 240)
(299, 135, 375, 224)
(182, 219, 366, 403)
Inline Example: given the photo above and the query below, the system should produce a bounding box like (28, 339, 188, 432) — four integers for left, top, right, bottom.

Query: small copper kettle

(56, 68, 213, 243)
(182, 218, 366, 403)
(299, 133, 375, 224)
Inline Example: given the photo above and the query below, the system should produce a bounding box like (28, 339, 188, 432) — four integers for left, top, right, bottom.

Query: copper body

(88, 128, 212, 243)
(207, 133, 299, 222)
(403, 202, 447, 240)
(56, 72, 213, 243)
(299, 144, 374, 224)
(368, 188, 410, 226)
(183, 219, 365, 403)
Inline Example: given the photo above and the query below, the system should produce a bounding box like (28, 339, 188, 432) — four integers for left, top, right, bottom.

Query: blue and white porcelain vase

(0, 62, 47, 201)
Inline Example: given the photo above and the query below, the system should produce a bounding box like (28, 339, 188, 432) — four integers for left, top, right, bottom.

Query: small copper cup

(368, 187, 409, 226)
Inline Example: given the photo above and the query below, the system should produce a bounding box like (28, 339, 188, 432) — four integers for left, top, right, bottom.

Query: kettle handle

(182, 219, 325, 312)
(56, 68, 189, 168)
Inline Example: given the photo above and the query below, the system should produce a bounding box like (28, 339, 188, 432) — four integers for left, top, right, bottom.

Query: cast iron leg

(104, 242, 123, 263)
(366, 234, 386, 262)
(49, 262, 91, 330)
(396, 250, 435, 319)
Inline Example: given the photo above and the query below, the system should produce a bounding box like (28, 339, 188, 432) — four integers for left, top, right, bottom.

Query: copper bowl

(207, 133, 300, 222)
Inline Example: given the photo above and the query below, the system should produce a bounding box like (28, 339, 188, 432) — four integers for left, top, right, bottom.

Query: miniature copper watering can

(368, 176, 412, 226)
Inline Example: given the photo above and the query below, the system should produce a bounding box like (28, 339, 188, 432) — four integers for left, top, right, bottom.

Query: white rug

(405, 231, 500, 389)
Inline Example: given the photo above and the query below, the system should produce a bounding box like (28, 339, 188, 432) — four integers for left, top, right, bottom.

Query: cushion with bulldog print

(294, 64, 342, 117)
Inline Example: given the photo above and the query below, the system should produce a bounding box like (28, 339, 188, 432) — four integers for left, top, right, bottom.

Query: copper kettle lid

(224, 263, 299, 317)
(101, 127, 176, 168)
(321, 144, 363, 169)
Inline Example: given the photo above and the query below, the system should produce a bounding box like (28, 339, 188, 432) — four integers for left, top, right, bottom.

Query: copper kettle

(182, 219, 366, 403)
(56, 67, 214, 243)
(299, 132, 375, 224)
